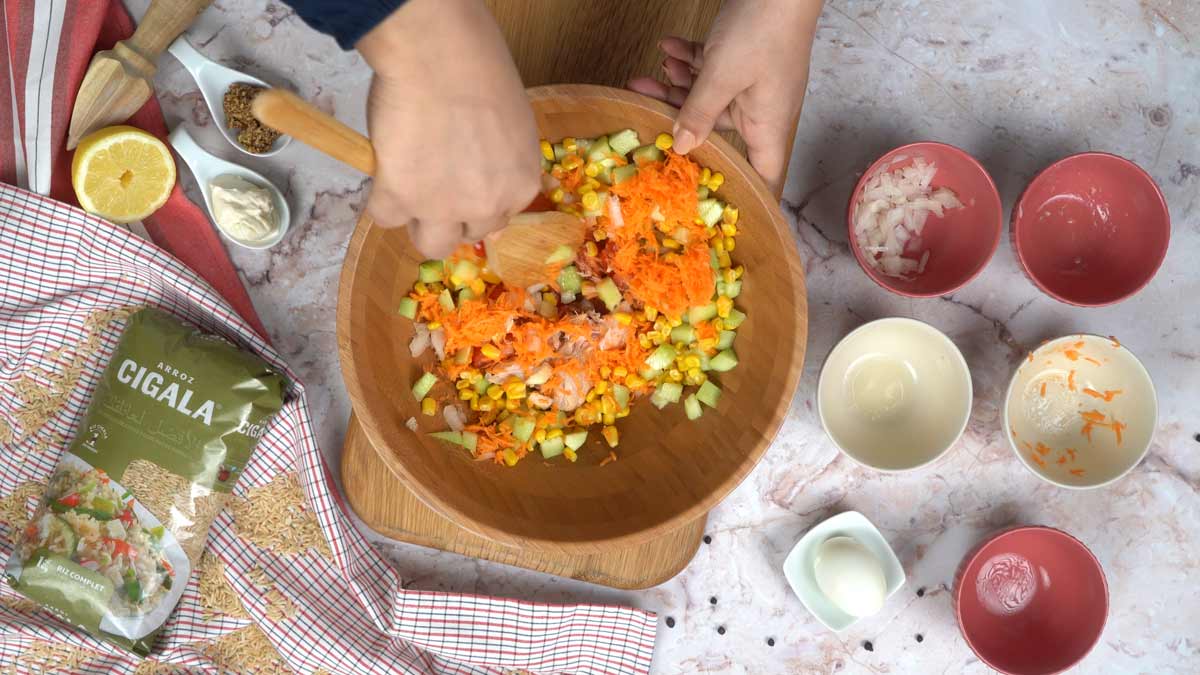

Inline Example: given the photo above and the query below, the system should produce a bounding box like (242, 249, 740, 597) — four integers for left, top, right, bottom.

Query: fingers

(627, 77, 688, 108)
(747, 139, 789, 197)
(659, 37, 704, 70)
(464, 215, 507, 242)
(672, 63, 742, 154)
(662, 56, 695, 88)
(408, 219, 465, 259)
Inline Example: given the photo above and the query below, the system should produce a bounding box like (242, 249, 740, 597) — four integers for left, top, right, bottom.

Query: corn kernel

(564, 448, 578, 462)
(687, 367, 702, 380)
(723, 206, 739, 225)
(594, 381, 608, 395)
(722, 269, 737, 285)
(458, 389, 475, 400)
(414, 282, 428, 294)
(718, 252, 732, 268)
(655, 132, 674, 150)
(613, 312, 632, 326)
(734, 265, 745, 279)
(712, 319, 725, 331)
(470, 278, 486, 296)
(563, 137, 577, 153)
(584, 162, 602, 177)
(698, 338, 717, 351)
(616, 408, 630, 418)
(535, 429, 547, 443)
(700, 167, 711, 185)
(717, 296, 733, 318)
(601, 397, 616, 415)
(550, 165, 566, 180)
(600, 366, 612, 378)
(505, 397, 521, 411)
(503, 449, 519, 467)
(625, 374, 646, 388)
(456, 379, 471, 390)
(709, 172, 725, 191)
(585, 241, 598, 257)
(469, 371, 484, 384)
(480, 344, 501, 360)
(486, 385, 504, 400)
(547, 428, 563, 440)
(669, 316, 682, 328)
(421, 397, 437, 416)
(668, 368, 682, 382)
(469, 398, 481, 411)
(613, 366, 628, 379)
(713, 238, 725, 254)
(638, 335, 652, 349)
(585, 390, 597, 403)
(684, 355, 701, 369)
(427, 321, 442, 330)
(662, 237, 680, 249)
(643, 307, 659, 321)
(602, 412, 616, 425)
(540, 140, 554, 161)
(550, 188, 565, 204)
(721, 223, 738, 237)
(505, 382, 526, 399)
(654, 318, 668, 332)
(581, 192, 600, 210)
(562, 155, 583, 170)
(593, 228, 608, 241)
(725, 237, 736, 252)
(585, 178, 602, 191)
(602, 426, 619, 447)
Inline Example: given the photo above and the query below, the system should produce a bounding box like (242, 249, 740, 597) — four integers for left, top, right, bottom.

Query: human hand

(357, 0, 540, 258)
(628, 0, 823, 194)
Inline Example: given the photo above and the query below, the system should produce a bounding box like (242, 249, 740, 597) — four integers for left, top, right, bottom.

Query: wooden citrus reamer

(251, 88, 585, 288)
(68, 0, 213, 149)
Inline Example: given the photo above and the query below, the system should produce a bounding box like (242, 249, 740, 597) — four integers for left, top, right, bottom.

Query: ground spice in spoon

(223, 83, 281, 153)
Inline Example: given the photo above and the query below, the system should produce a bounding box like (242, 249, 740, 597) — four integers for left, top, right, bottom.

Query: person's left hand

(628, 0, 824, 194)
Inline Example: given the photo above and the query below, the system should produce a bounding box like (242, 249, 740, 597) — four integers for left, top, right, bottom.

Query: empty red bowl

(955, 526, 1108, 675)
(1011, 153, 1170, 306)
(847, 142, 1003, 297)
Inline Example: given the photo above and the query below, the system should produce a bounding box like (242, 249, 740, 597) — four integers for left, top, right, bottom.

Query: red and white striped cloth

(0, 0, 659, 672)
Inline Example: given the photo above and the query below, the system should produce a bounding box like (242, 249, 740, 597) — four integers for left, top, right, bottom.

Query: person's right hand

(357, 0, 541, 259)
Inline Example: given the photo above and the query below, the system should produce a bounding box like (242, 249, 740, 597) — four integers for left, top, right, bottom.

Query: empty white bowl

(818, 317, 972, 471)
(782, 511, 906, 632)
(1004, 334, 1156, 489)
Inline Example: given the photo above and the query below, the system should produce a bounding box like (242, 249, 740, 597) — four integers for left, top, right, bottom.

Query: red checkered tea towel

(0, 184, 658, 673)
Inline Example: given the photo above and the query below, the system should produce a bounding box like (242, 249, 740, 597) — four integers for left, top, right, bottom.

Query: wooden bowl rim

(338, 84, 808, 551)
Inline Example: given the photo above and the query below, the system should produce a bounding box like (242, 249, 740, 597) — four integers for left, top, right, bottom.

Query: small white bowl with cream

(818, 317, 972, 471)
(783, 511, 906, 631)
(1005, 334, 1156, 489)
(166, 127, 290, 250)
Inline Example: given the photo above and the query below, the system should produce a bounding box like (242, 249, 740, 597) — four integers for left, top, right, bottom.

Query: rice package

(5, 308, 285, 654)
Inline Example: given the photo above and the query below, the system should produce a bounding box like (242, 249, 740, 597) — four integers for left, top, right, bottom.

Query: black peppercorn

(862, 640, 874, 652)
(717, 626, 726, 635)
(665, 617, 675, 628)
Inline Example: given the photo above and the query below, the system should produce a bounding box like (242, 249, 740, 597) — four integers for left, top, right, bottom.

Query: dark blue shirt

(284, 0, 407, 50)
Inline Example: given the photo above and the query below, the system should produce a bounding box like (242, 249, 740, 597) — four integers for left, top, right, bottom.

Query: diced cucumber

(457, 288, 475, 304)
(553, 143, 567, 161)
(437, 289, 455, 312)
(540, 437, 565, 459)
(645, 344, 677, 370)
(698, 199, 724, 227)
(454, 349, 472, 367)
(597, 277, 622, 310)
(460, 431, 478, 453)
(697, 186, 709, 200)
(709, 247, 719, 270)
(724, 308, 747, 329)
(650, 391, 671, 409)
(586, 135, 612, 161)
(696, 381, 722, 408)
(558, 265, 582, 294)
(608, 129, 640, 156)
(576, 137, 594, 152)
(564, 429, 588, 450)
(684, 394, 702, 420)
(688, 303, 718, 325)
(723, 279, 742, 299)
(541, 157, 552, 172)
(670, 324, 696, 344)
(397, 297, 417, 319)
(632, 144, 664, 166)
(698, 352, 711, 371)
(418, 260, 444, 284)
(583, 191, 609, 217)
(560, 291, 577, 304)
(612, 164, 638, 185)
(655, 381, 683, 403)
(412, 372, 437, 401)
(451, 259, 479, 284)
(595, 163, 616, 185)
(545, 245, 575, 265)
(512, 416, 535, 443)
(612, 384, 630, 410)
(716, 330, 736, 350)
(474, 376, 491, 395)
(709, 349, 738, 372)
(526, 365, 553, 386)
(555, 410, 568, 427)
(430, 430, 462, 446)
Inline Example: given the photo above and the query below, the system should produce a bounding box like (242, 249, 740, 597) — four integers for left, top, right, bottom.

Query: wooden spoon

(251, 88, 584, 288)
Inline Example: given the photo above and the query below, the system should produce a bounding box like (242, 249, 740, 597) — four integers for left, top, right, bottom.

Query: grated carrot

(1080, 410, 1107, 423)
(1035, 442, 1051, 456)
(1082, 388, 1122, 402)
(1109, 336, 1120, 348)
(1068, 370, 1076, 392)
(1069, 468, 1086, 477)
(1064, 349, 1080, 361)
(1039, 382, 1047, 397)
(1084, 357, 1101, 366)
(1067, 448, 1077, 461)
(1056, 454, 1068, 465)
(1021, 441, 1033, 452)
(599, 451, 618, 467)
(1111, 419, 1126, 446)
(1081, 422, 1095, 443)
(1030, 453, 1046, 467)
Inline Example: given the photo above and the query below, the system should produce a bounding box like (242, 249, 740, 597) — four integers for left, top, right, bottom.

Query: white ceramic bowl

(818, 317, 972, 471)
(1004, 334, 1156, 488)
(782, 511, 906, 632)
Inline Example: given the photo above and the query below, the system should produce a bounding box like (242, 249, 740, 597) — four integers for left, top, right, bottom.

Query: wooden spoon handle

(252, 89, 377, 176)
(127, 0, 213, 60)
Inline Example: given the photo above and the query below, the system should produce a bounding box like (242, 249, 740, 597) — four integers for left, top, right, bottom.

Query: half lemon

(71, 125, 176, 224)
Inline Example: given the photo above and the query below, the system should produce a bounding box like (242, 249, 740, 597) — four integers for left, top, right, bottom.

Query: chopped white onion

(430, 328, 446, 360)
(409, 324, 430, 358)
(405, 417, 419, 432)
(853, 158, 962, 280)
(608, 195, 625, 229)
(443, 405, 465, 432)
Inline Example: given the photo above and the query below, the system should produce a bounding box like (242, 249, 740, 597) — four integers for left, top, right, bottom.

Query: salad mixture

(18, 465, 175, 616)
(399, 129, 745, 466)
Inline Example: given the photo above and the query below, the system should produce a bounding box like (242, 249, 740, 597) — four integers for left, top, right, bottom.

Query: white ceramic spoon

(168, 126, 291, 250)
(167, 37, 291, 157)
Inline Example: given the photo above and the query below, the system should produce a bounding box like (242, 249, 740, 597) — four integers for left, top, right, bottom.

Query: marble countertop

(132, 0, 1199, 672)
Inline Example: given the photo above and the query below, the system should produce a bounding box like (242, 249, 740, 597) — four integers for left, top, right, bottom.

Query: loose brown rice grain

(0, 482, 46, 527)
(0, 640, 103, 675)
(197, 553, 249, 620)
(202, 625, 292, 674)
(231, 473, 331, 558)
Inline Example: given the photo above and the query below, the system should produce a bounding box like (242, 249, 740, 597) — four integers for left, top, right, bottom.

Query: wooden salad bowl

(337, 85, 807, 553)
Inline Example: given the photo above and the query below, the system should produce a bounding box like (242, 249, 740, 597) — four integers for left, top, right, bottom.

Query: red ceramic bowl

(847, 142, 1002, 297)
(1011, 153, 1170, 306)
(954, 526, 1108, 675)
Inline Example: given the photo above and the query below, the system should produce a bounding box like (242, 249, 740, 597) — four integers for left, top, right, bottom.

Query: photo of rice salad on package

(19, 459, 177, 617)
